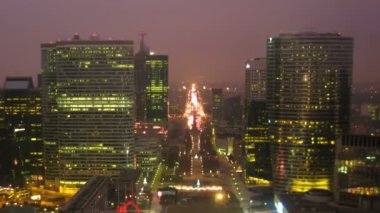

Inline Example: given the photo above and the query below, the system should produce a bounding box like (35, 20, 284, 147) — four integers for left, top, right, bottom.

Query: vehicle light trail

(184, 83, 206, 130)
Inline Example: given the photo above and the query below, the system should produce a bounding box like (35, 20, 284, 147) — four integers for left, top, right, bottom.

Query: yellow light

(215, 192, 224, 201)
(291, 178, 329, 192)
(247, 176, 271, 185)
(30, 194, 41, 201)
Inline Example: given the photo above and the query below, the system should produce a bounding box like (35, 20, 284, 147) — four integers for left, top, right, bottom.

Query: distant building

(41, 34, 135, 192)
(211, 88, 223, 123)
(368, 87, 379, 121)
(134, 35, 169, 125)
(0, 77, 43, 186)
(335, 134, 380, 211)
(134, 132, 161, 176)
(145, 54, 169, 125)
(267, 32, 353, 193)
(223, 96, 242, 125)
(245, 57, 266, 103)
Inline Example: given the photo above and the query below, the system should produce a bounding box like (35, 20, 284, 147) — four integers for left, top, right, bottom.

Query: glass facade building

(41, 34, 135, 192)
(267, 32, 353, 193)
(145, 54, 168, 124)
(0, 77, 43, 186)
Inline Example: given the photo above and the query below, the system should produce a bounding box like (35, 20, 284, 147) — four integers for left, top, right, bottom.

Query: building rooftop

(60, 176, 110, 212)
(41, 33, 133, 47)
(4, 77, 34, 90)
(117, 168, 141, 183)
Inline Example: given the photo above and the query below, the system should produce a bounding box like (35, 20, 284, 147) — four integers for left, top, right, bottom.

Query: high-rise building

(0, 77, 43, 186)
(41, 34, 135, 192)
(134, 34, 150, 122)
(243, 58, 271, 184)
(267, 32, 353, 193)
(134, 35, 169, 125)
(145, 54, 169, 124)
(211, 88, 223, 123)
(245, 58, 267, 103)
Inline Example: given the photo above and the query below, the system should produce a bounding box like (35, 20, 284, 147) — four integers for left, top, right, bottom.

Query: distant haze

(0, 0, 379, 85)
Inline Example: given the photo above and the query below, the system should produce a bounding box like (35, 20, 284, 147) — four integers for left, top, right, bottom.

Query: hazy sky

(0, 0, 379, 85)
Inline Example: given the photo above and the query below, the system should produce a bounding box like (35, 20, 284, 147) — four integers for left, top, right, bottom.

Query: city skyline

(1, 0, 380, 84)
(1, 1, 380, 212)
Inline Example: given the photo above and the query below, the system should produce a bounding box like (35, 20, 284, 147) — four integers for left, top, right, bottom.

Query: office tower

(0, 77, 43, 186)
(267, 32, 353, 193)
(245, 57, 267, 103)
(211, 88, 223, 123)
(223, 96, 242, 125)
(243, 58, 271, 184)
(41, 34, 135, 192)
(335, 134, 380, 210)
(145, 54, 169, 124)
(134, 34, 150, 122)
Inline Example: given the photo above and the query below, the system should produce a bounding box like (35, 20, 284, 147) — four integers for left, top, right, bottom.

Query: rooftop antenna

(138, 32, 147, 52)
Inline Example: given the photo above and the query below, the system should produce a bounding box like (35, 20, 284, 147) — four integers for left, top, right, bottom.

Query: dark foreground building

(244, 100, 271, 184)
(0, 77, 43, 186)
(244, 58, 271, 184)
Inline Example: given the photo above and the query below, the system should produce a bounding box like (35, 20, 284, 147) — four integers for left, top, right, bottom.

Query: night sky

(0, 0, 379, 85)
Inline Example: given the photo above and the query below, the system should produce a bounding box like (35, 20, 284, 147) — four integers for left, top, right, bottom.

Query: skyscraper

(134, 34, 150, 122)
(145, 54, 169, 124)
(211, 88, 223, 123)
(267, 32, 353, 193)
(244, 58, 271, 184)
(41, 34, 135, 192)
(0, 77, 43, 186)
